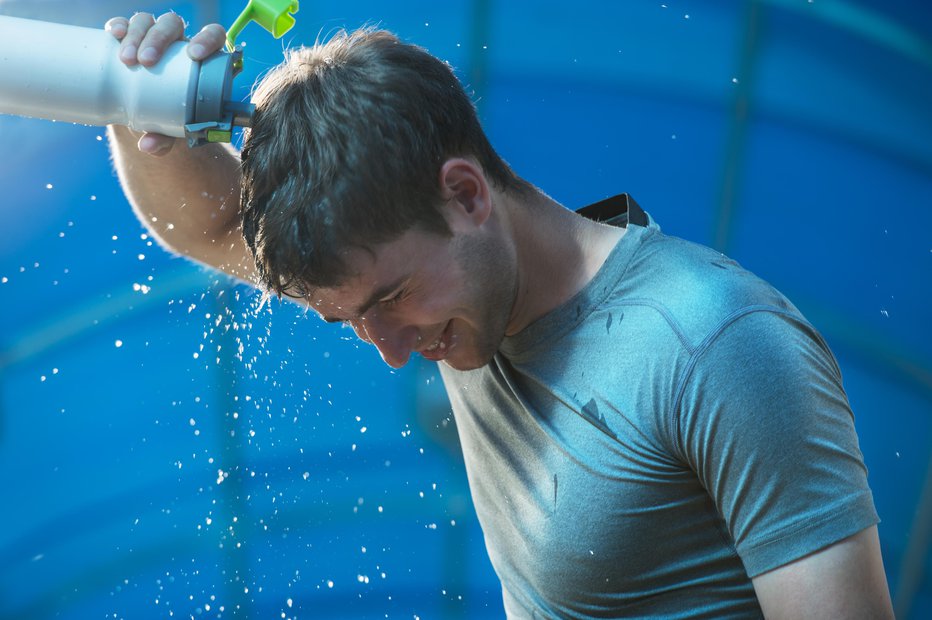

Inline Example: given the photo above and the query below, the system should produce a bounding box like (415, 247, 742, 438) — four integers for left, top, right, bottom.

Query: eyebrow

(320, 276, 406, 324)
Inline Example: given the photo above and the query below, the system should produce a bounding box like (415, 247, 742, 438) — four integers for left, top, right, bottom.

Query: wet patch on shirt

(582, 398, 617, 439)
(606, 311, 624, 334)
(553, 474, 558, 512)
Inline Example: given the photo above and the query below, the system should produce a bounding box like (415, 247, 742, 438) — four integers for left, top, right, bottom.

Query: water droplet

(115, 339, 123, 348)
(45, 183, 53, 189)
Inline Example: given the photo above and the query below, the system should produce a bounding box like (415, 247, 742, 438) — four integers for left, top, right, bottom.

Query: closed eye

(322, 315, 351, 326)
(379, 288, 406, 308)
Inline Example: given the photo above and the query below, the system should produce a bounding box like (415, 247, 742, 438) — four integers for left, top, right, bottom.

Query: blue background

(0, 1, 930, 618)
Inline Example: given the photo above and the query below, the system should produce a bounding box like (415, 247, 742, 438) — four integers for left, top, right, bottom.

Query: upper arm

(676, 309, 882, 580)
(109, 126, 257, 285)
(752, 525, 893, 619)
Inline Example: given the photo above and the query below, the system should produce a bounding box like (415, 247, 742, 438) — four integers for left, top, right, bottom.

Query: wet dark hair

(240, 28, 529, 298)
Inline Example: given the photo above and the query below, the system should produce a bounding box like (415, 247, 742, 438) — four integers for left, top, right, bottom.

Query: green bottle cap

(227, 0, 300, 49)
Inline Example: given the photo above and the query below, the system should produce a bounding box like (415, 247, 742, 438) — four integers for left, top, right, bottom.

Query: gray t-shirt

(440, 195, 878, 619)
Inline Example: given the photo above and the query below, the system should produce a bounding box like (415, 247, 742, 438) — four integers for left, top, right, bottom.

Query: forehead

(307, 247, 379, 317)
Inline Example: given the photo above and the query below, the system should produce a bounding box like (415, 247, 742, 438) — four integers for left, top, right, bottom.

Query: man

(105, 12, 894, 618)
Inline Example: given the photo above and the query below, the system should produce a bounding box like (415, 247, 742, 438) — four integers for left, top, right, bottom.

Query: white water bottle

(0, 14, 253, 146)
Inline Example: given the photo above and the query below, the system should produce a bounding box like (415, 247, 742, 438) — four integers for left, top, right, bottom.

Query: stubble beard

(442, 230, 517, 371)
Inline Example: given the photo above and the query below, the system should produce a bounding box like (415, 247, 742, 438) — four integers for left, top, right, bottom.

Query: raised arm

(106, 13, 255, 283)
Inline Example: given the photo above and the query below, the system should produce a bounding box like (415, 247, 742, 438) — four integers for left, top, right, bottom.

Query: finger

(187, 24, 228, 60)
(137, 12, 187, 67)
(119, 12, 156, 66)
(104, 17, 129, 41)
(138, 133, 177, 156)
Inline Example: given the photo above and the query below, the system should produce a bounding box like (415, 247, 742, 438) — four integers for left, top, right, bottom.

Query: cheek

(436, 257, 474, 303)
(407, 276, 461, 319)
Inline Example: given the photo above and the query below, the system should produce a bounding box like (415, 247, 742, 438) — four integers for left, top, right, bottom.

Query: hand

(104, 13, 227, 155)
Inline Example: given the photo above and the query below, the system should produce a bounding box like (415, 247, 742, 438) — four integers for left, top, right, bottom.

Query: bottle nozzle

(227, 0, 300, 50)
(189, 0, 300, 146)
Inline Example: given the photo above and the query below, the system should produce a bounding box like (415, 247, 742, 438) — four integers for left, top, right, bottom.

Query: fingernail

(139, 47, 157, 64)
(138, 135, 157, 153)
(188, 43, 206, 59)
(121, 45, 137, 62)
(139, 135, 169, 155)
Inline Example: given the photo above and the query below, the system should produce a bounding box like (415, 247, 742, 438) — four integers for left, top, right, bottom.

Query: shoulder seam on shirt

(667, 305, 804, 461)
(615, 298, 696, 354)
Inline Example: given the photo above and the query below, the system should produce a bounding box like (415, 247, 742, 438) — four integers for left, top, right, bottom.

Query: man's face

(309, 225, 516, 370)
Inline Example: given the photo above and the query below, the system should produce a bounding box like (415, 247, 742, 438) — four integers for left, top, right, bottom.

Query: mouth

(419, 321, 454, 361)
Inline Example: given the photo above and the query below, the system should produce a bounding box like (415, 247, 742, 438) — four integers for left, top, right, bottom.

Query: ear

(438, 158, 492, 230)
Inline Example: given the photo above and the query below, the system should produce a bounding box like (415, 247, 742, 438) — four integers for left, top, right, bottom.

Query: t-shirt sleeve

(673, 308, 879, 578)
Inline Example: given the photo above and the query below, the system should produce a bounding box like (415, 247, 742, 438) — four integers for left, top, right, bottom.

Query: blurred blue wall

(0, 1, 930, 618)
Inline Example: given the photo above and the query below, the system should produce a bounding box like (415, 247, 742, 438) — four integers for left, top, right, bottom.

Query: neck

(499, 188, 626, 336)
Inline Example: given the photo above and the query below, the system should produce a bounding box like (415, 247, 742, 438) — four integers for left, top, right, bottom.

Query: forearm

(108, 125, 254, 281)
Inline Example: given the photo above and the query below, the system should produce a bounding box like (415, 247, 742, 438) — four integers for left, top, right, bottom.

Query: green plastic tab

(227, 0, 299, 49)
(207, 128, 233, 143)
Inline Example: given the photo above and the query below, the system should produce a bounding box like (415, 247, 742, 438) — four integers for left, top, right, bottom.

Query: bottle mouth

(184, 47, 254, 147)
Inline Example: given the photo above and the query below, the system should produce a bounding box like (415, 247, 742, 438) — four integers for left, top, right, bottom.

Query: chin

(437, 320, 506, 371)
(441, 357, 484, 371)
(439, 343, 498, 371)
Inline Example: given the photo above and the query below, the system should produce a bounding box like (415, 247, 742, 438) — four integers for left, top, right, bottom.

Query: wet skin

(309, 222, 516, 371)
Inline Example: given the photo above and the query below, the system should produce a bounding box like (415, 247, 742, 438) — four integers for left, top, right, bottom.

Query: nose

(354, 311, 418, 369)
